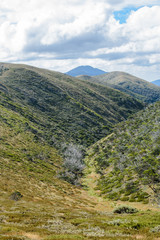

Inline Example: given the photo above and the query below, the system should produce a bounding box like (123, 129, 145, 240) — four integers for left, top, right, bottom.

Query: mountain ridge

(0, 63, 143, 147)
(77, 71, 160, 103)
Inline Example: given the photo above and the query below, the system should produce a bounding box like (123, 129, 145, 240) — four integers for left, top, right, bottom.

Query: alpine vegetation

(85, 101, 160, 204)
(60, 143, 85, 185)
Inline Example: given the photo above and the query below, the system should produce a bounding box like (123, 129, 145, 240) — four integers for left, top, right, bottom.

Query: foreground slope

(78, 71, 160, 103)
(0, 103, 160, 240)
(0, 64, 160, 239)
(0, 63, 143, 147)
(0, 103, 115, 239)
(85, 102, 160, 204)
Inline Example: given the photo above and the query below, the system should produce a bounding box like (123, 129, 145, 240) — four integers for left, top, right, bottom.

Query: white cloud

(107, 0, 160, 9)
(41, 1, 109, 45)
(0, 1, 160, 80)
(0, 0, 110, 56)
(87, 5, 160, 80)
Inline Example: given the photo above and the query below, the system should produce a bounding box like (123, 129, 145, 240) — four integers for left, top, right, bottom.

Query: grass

(0, 63, 159, 239)
(1, 140, 160, 240)
(0, 189, 160, 240)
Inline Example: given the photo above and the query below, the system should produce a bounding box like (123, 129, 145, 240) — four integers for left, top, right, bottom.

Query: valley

(0, 63, 160, 239)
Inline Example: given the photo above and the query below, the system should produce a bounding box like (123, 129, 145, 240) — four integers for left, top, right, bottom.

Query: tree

(60, 143, 85, 185)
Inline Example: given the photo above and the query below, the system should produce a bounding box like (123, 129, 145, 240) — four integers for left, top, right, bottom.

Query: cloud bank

(0, 0, 160, 80)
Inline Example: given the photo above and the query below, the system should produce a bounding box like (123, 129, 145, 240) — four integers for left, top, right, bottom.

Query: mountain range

(0, 63, 160, 239)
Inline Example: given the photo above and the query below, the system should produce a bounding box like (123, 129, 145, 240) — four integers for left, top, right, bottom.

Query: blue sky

(114, 7, 140, 23)
(0, 0, 160, 81)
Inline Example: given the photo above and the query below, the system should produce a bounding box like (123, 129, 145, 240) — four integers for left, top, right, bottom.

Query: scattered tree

(59, 143, 85, 185)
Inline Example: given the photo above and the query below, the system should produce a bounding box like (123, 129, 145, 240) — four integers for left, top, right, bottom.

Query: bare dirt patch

(22, 232, 42, 240)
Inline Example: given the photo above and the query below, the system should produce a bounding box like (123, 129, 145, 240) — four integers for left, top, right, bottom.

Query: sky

(0, 0, 160, 81)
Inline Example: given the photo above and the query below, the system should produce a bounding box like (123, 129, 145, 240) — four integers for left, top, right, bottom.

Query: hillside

(152, 79, 160, 86)
(0, 101, 127, 239)
(1, 107, 160, 240)
(0, 63, 143, 147)
(0, 63, 160, 239)
(85, 101, 160, 204)
(66, 65, 106, 76)
(77, 71, 160, 103)
(0, 93, 159, 240)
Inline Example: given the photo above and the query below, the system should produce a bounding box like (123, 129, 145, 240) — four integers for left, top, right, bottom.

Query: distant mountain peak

(152, 79, 160, 86)
(66, 65, 107, 77)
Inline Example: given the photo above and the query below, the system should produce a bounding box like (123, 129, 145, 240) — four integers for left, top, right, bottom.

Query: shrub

(62, 143, 85, 173)
(113, 205, 138, 214)
(59, 143, 85, 185)
(10, 191, 23, 201)
(150, 225, 160, 233)
(121, 196, 129, 201)
(108, 192, 120, 200)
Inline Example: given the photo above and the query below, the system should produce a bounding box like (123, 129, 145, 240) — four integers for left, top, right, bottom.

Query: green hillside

(0, 63, 160, 239)
(77, 72, 160, 103)
(0, 103, 160, 240)
(0, 63, 143, 147)
(0, 102, 111, 240)
(0, 104, 63, 182)
(85, 101, 160, 204)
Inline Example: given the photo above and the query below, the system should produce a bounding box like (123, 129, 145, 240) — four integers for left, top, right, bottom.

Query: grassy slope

(0, 105, 160, 240)
(0, 104, 62, 182)
(0, 64, 159, 239)
(77, 72, 160, 103)
(0, 63, 144, 147)
(84, 102, 160, 205)
(0, 108, 159, 239)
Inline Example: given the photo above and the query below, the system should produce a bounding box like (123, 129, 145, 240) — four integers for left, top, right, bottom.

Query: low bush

(150, 225, 160, 233)
(121, 196, 129, 201)
(113, 205, 138, 214)
(9, 191, 23, 201)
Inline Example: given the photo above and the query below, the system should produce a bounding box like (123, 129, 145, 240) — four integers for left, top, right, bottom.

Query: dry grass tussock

(0, 168, 160, 240)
